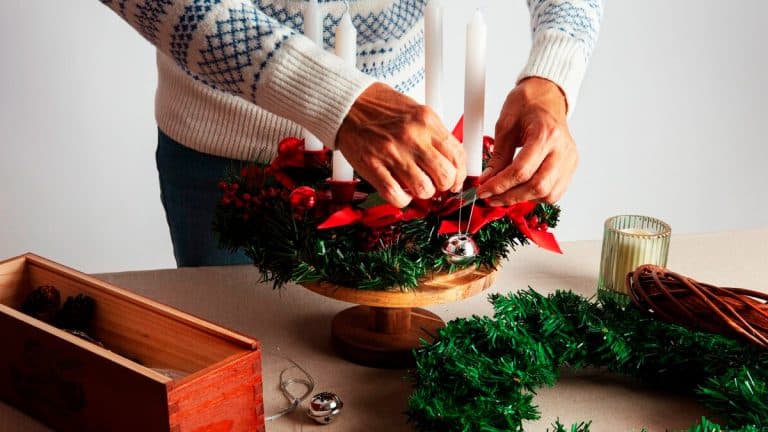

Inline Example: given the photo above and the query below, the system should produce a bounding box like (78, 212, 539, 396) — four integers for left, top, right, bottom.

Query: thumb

(479, 134, 516, 183)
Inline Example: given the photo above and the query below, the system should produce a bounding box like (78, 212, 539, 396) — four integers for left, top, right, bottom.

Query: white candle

(332, 152, 353, 182)
(303, 0, 325, 151)
(612, 228, 658, 294)
(424, 0, 444, 118)
(332, 12, 357, 181)
(304, 0, 323, 45)
(464, 10, 487, 177)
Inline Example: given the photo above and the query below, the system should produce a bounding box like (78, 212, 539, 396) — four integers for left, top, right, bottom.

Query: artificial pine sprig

(407, 289, 768, 431)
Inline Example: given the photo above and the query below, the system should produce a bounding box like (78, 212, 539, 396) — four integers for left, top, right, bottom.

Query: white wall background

(1, 0, 766, 273)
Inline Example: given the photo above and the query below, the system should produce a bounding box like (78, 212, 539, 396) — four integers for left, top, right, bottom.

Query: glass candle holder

(597, 215, 671, 301)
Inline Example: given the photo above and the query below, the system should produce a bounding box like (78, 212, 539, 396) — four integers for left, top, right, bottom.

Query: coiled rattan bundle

(627, 264, 768, 348)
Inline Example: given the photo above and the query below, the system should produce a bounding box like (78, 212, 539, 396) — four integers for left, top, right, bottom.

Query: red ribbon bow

(437, 201, 561, 254)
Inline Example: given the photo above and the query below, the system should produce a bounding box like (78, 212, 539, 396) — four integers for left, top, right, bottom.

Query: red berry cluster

(218, 181, 289, 221)
(526, 215, 549, 231)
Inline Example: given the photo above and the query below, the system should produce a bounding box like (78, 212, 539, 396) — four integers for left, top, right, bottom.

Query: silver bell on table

(307, 391, 343, 425)
(441, 234, 480, 265)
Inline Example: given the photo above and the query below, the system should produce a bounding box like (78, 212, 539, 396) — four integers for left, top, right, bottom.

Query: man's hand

(336, 83, 466, 208)
(476, 77, 577, 206)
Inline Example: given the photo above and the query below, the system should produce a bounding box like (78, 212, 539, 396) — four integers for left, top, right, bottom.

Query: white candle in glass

(332, 12, 357, 181)
(303, 0, 324, 151)
(424, 0, 444, 118)
(464, 10, 487, 177)
(598, 215, 672, 300)
(612, 228, 657, 294)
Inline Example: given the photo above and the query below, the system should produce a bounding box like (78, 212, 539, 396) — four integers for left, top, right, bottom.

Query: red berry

(221, 197, 231, 205)
(217, 181, 228, 191)
(231, 183, 239, 192)
(242, 193, 251, 201)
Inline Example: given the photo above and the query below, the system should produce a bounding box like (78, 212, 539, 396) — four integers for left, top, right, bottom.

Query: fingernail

(488, 200, 502, 207)
(477, 191, 491, 199)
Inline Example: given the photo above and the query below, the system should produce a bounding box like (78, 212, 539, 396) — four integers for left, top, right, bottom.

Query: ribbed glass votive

(597, 215, 671, 302)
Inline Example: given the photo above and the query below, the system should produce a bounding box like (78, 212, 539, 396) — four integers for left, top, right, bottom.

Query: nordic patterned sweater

(101, 0, 603, 162)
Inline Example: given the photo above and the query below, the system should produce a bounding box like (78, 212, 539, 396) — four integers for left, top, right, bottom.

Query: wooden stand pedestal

(331, 306, 444, 369)
(303, 266, 497, 368)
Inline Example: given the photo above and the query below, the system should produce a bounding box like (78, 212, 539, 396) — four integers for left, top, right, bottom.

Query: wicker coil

(627, 265, 768, 349)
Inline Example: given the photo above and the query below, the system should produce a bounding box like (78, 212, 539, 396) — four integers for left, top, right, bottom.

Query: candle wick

(343, 0, 349, 14)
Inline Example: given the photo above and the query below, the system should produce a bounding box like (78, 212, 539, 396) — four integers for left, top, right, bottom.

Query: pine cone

(55, 294, 96, 331)
(21, 285, 61, 323)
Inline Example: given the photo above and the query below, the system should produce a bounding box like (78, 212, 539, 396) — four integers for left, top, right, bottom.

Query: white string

(265, 358, 315, 422)
(464, 191, 478, 237)
(456, 187, 464, 236)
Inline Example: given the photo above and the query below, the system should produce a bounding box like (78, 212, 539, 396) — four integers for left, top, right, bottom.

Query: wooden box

(0, 253, 265, 432)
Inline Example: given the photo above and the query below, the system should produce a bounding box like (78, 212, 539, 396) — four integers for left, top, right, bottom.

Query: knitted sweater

(101, 0, 603, 162)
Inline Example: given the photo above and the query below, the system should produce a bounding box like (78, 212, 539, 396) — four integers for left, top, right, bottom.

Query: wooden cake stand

(301, 266, 497, 368)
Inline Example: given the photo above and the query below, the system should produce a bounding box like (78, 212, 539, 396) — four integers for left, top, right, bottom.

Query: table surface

(2, 229, 767, 432)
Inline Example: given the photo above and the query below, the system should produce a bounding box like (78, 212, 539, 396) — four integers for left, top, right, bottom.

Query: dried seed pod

(20, 285, 61, 323)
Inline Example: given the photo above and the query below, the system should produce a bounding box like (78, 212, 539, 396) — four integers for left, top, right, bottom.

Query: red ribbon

(318, 201, 430, 230)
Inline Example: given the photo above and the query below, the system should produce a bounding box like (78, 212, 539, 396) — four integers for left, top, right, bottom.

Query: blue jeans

(156, 129, 251, 267)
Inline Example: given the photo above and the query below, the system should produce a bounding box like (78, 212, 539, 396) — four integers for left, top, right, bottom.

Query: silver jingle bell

(307, 391, 343, 425)
(441, 234, 480, 265)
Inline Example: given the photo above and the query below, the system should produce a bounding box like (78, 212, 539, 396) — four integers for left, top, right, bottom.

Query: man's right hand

(335, 83, 466, 208)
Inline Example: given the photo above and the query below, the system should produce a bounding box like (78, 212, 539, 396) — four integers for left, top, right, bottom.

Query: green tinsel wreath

(408, 289, 768, 431)
(212, 144, 560, 291)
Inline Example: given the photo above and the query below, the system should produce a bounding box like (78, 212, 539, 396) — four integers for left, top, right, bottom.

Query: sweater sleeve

(518, 0, 604, 113)
(99, 0, 375, 148)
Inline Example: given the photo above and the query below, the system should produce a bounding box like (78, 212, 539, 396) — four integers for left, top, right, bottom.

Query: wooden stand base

(330, 306, 445, 369)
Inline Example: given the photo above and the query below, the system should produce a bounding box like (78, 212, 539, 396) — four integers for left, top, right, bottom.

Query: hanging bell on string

(307, 391, 343, 424)
(442, 234, 479, 265)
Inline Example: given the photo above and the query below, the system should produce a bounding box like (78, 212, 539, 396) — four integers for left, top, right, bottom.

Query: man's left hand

(476, 77, 577, 206)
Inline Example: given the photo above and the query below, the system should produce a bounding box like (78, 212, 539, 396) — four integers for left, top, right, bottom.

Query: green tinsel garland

(408, 289, 768, 431)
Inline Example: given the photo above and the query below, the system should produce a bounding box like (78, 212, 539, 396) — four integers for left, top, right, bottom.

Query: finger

(417, 138, 457, 193)
(477, 124, 550, 199)
(543, 147, 578, 204)
(486, 152, 560, 206)
(479, 126, 516, 184)
(432, 133, 466, 192)
(356, 160, 413, 208)
(390, 159, 436, 200)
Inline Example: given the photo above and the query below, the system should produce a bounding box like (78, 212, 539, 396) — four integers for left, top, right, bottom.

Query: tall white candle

(424, 0, 444, 118)
(464, 10, 487, 177)
(304, 0, 322, 44)
(303, 0, 324, 151)
(332, 12, 357, 181)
